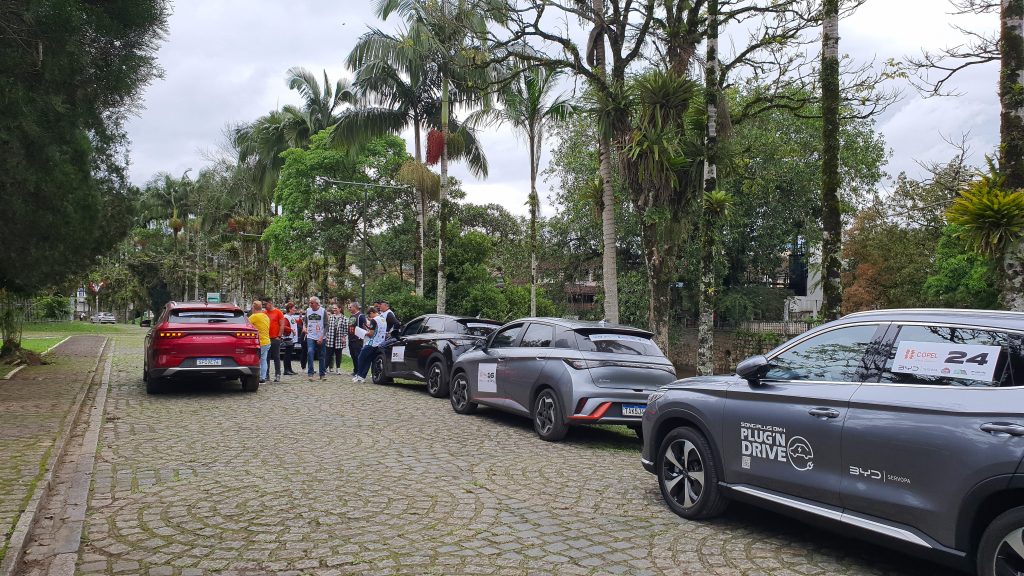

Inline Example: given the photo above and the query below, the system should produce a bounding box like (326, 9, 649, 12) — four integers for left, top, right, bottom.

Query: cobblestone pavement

(71, 332, 957, 576)
(0, 335, 105, 566)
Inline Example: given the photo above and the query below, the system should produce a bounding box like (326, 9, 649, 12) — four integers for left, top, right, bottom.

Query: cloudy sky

(125, 1, 1000, 217)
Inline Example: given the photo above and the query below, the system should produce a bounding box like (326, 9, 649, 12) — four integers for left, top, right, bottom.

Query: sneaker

(308, 375, 314, 382)
(320, 375, 327, 381)
(259, 379, 266, 383)
(273, 377, 280, 382)
(351, 376, 359, 382)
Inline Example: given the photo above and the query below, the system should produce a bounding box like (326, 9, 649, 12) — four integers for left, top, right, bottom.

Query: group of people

(247, 296, 400, 384)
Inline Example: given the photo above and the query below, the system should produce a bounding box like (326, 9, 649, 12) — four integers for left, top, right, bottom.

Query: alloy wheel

(995, 527, 1024, 576)
(451, 376, 469, 409)
(427, 364, 442, 395)
(662, 439, 705, 509)
(535, 394, 555, 436)
(372, 357, 384, 383)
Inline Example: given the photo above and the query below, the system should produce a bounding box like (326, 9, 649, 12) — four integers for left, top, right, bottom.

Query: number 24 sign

(892, 341, 1001, 382)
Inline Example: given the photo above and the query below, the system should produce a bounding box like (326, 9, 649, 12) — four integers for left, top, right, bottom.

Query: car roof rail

(843, 308, 1024, 318)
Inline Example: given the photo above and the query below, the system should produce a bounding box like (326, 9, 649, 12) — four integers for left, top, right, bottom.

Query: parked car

(139, 311, 153, 327)
(448, 318, 677, 441)
(143, 301, 261, 394)
(641, 308, 1024, 576)
(90, 312, 116, 324)
(372, 314, 502, 397)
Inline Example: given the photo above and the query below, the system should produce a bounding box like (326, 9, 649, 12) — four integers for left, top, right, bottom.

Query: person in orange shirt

(248, 300, 271, 383)
(262, 297, 286, 382)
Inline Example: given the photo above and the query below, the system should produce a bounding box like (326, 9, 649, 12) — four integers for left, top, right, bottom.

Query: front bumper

(641, 457, 656, 474)
(149, 365, 259, 379)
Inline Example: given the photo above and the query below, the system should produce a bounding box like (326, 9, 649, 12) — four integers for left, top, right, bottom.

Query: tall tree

(469, 68, 572, 315)
(697, 0, 721, 375)
(820, 0, 843, 320)
(376, 0, 495, 314)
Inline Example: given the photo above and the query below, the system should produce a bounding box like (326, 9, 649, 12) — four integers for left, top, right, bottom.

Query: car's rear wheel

(425, 361, 448, 398)
(533, 389, 569, 442)
(977, 506, 1024, 576)
(449, 372, 477, 414)
(145, 375, 162, 394)
(242, 374, 259, 392)
(657, 427, 727, 520)
(371, 355, 392, 385)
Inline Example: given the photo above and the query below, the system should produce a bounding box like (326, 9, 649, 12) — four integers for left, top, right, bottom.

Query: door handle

(808, 407, 840, 419)
(981, 423, 1024, 437)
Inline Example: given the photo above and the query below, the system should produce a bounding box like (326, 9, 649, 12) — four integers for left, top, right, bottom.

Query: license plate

(622, 404, 646, 417)
(195, 358, 222, 366)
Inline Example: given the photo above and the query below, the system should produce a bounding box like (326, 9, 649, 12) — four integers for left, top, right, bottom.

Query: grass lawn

(22, 321, 143, 337)
(20, 337, 64, 354)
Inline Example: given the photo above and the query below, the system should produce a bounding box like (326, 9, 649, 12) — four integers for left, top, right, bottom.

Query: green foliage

(365, 275, 435, 319)
(0, 0, 168, 294)
(947, 164, 1024, 258)
(615, 271, 651, 328)
(718, 286, 791, 323)
(33, 295, 70, 321)
(923, 225, 1000, 309)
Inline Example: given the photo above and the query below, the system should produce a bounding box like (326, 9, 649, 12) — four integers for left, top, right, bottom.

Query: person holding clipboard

(352, 306, 387, 383)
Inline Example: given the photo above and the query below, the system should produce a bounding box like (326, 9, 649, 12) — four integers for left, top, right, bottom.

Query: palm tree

(820, 0, 842, 320)
(342, 27, 487, 297)
(374, 0, 496, 314)
(698, 0, 721, 376)
(284, 67, 357, 148)
(469, 67, 572, 315)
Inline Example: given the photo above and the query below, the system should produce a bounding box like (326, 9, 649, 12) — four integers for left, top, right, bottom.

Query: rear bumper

(149, 365, 259, 379)
(567, 389, 654, 425)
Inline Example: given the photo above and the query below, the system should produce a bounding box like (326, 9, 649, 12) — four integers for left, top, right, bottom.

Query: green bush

(34, 295, 70, 321)
(365, 275, 435, 320)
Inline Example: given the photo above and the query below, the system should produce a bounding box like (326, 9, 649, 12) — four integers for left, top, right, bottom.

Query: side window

(490, 324, 524, 349)
(880, 325, 1024, 388)
(765, 324, 879, 382)
(421, 316, 446, 334)
(520, 323, 553, 348)
(401, 318, 424, 336)
(552, 327, 576, 349)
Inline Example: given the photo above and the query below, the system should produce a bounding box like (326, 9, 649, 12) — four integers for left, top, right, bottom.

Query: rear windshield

(170, 310, 246, 324)
(455, 320, 501, 337)
(575, 332, 663, 356)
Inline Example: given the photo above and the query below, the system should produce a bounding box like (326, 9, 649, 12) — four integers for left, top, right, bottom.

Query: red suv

(143, 301, 261, 393)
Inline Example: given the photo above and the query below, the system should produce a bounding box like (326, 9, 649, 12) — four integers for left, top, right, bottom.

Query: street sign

(206, 292, 221, 303)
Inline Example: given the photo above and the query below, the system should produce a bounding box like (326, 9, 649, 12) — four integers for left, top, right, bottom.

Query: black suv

(641, 309, 1024, 575)
(372, 314, 502, 397)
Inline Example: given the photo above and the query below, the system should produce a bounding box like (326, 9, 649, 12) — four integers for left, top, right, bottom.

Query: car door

(723, 322, 884, 508)
(472, 323, 524, 411)
(387, 317, 424, 378)
(406, 316, 445, 378)
(499, 322, 555, 413)
(841, 322, 1024, 549)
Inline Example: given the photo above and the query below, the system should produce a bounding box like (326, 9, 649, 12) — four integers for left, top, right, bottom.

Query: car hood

(664, 374, 739, 389)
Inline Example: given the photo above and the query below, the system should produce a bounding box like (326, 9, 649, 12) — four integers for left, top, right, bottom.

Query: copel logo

(903, 348, 937, 360)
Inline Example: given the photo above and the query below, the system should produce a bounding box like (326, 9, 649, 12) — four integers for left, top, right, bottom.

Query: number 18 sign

(892, 341, 1001, 382)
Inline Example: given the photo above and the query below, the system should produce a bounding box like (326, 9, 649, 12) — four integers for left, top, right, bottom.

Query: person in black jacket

(376, 300, 401, 339)
(346, 301, 366, 376)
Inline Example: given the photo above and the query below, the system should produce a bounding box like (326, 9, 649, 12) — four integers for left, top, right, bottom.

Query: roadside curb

(42, 337, 71, 357)
(0, 336, 109, 576)
(2, 366, 24, 381)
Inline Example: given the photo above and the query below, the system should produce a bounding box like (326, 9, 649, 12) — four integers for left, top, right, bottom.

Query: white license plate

(195, 358, 222, 366)
(622, 404, 646, 417)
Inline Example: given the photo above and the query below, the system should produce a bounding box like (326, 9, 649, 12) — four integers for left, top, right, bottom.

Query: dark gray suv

(640, 309, 1024, 575)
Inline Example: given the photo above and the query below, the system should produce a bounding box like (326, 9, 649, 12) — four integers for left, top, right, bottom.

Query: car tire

(977, 506, 1024, 576)
(532, 388, 569, 442)
(371, 355, 392, 385)
(425, 360, 448, 398)
(145, 376, 162, 394)
(657, 427, 728, 520)
(242, 374, 259, 393)
(449, 372, 477, 414)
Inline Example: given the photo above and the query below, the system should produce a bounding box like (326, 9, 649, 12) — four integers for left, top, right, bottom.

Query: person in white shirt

(304, 296, 327, 381)
(282, 302, 301, 375)
(353, 306, 388, 382)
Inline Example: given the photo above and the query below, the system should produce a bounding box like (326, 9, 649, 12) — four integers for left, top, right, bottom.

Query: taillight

(234, 331, 258, 340)
(159, 331, 185, 338)
(563, 358, 674, 374)
(564, 359, 590, 370)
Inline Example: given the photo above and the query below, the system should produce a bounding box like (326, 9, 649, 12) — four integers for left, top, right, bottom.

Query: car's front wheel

(449, 372, 477, 414)
(977, 506, 1024, 576)
(371, 355, 392, 385)
(658, 427, 728, 520)
(425, 361, 448, 398)
(533, 389, 569, 442)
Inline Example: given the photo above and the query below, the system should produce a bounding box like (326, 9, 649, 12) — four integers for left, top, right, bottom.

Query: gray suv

(449, 318, 676, 441)
(640, 309, 1024, 575)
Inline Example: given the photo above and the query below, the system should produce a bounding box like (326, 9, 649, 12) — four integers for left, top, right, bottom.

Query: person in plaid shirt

(324, 303, 347, 375)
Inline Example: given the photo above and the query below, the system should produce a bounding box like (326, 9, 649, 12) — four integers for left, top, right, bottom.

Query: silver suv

(640, 309, 1024, 575)
(449, 318, 676, 441)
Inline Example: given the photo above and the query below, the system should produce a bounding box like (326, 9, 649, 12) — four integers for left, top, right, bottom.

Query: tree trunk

(593, 0, 620, 324)
(643, 222, 671, 351)
(437, 77, 449, 315)
(820, 0, 843, 321)
(697, 0, 720, 377)
(1004, 239, 1024, 310)
(1002, 0, 1024, 190)
(529, 133, 539, 317)
(414, 121, 426, 297)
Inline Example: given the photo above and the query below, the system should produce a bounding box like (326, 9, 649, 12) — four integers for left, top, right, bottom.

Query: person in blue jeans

(353, 306, 387, 383)
(303, 296, 327, 381)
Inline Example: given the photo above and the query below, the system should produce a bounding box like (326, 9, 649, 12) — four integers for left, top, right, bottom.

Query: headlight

(648, 388, 668, 404)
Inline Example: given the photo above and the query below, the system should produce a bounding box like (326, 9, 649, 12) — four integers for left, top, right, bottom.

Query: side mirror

(736, 355, 770, 382)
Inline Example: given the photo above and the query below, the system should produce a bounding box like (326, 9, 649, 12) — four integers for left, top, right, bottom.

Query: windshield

(170, 310, 246, 324)
(575, 332, 663, 356)
(456, 320, 501, 337)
